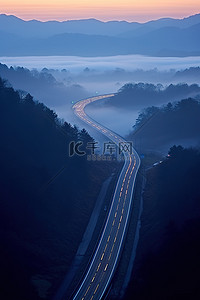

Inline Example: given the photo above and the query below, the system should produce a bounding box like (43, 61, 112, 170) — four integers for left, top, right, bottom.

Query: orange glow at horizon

(0, 0, 200, 22)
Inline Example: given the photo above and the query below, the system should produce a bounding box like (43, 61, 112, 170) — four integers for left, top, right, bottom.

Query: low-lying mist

(1, 55, 200, 73)
(85, 105, 139, 136)
(1, 55, 200, 137)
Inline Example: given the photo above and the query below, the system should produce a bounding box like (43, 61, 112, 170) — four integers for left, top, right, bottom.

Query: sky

(1, 0, 200, 22)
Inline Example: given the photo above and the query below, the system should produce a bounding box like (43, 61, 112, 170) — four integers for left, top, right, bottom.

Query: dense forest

(0, 63, 88, 107)
(174, 66, 200, 82)
(0, 77, 116, 300)
(104, 83, 200, 109)
(128, 97, 200, 151)
(125, 146, 200, 299)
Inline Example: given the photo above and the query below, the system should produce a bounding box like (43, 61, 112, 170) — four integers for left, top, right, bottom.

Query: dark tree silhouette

(0, 77, 116, 300)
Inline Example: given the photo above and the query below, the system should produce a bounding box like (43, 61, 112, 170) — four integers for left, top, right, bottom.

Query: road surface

(72, 94, 140, 300)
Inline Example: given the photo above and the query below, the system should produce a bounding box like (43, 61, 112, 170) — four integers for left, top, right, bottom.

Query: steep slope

(0, 78, 116, 300)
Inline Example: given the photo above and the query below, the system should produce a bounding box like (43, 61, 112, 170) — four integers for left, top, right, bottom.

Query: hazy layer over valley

(0, 56, 200, 136)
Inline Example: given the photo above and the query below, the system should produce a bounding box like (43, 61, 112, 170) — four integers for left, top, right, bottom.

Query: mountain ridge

(0, 13, 199, 56)
(0, 13, 200, 38)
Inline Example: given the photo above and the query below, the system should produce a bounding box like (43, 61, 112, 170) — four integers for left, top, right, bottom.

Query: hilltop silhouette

(0, 13, 200, 56)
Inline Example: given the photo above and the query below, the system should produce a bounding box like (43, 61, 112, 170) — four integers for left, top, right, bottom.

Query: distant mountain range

(0, 13, 200, 56)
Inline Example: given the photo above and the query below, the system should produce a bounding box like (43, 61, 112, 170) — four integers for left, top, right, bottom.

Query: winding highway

(72, 94, 141, 300)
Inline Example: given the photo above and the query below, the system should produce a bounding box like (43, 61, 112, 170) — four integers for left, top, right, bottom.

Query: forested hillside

(0, 78, 116, 300)
(0, 63, 88, 107)
(125, 146, 200, 299)
(104, 83, 200, 109)
(128, 98, 200, 151)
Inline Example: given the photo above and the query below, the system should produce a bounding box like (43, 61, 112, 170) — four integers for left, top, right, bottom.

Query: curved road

(72, 94, 140, 300)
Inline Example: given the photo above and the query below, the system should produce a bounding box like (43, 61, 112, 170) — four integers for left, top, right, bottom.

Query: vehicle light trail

(72, 94, 140, 300)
